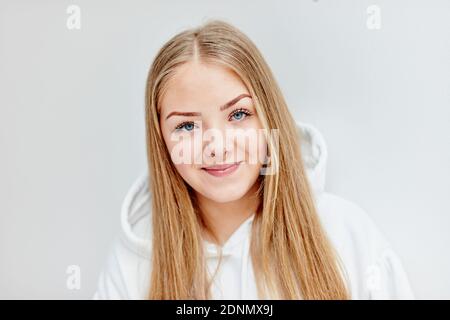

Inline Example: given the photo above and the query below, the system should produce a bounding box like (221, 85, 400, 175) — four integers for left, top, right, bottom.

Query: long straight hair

(144, 20, 350, 299)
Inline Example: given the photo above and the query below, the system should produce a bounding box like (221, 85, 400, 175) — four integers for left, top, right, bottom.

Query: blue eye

(233, 112, 245, 120)
(175, 121, 196, 132)
(229, 108, 252, 122)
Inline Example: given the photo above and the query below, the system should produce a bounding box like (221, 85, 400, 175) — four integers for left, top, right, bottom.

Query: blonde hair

(144, 19, 350, 299)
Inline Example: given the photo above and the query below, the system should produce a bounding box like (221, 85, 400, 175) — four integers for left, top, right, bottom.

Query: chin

(204, 186, 249, 203)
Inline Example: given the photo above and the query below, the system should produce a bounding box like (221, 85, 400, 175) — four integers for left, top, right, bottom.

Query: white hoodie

(93, 121, 415, 300)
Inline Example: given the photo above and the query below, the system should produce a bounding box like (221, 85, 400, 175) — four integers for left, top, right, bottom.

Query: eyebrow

(165, 93, 251, 120)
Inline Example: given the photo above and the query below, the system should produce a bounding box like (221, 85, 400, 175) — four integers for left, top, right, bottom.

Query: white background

(1, 0, 449, 299)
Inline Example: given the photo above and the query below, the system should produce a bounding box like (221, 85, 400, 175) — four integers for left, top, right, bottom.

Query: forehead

(160, 61, 249, 115)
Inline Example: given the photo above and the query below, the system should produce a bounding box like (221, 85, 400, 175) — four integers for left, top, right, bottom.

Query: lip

(201, 161, 242, 177)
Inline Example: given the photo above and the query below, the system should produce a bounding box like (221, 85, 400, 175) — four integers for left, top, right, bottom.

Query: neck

(195, 180, 261, 246)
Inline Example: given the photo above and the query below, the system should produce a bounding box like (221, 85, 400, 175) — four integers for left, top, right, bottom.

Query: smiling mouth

(201, 161, 242, 177)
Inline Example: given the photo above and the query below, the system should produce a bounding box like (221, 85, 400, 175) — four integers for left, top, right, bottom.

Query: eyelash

(174, 107, 253, 132)
(228, 108, 253, 122)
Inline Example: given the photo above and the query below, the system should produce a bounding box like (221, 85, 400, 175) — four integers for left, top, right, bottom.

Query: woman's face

(159, 61, 266, 203)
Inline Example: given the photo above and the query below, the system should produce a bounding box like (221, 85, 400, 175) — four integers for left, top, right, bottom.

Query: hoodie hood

(119, 121, 329, 258)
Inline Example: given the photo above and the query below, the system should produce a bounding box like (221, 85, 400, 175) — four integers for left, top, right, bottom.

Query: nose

(203, 126, 233, 163)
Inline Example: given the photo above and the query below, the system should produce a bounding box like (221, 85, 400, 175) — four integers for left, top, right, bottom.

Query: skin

(159, 60, 266, 246)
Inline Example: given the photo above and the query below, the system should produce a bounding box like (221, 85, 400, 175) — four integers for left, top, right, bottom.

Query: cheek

(257, 136, 268, 166)
(163, 133, 203, 167)
(161, 127, 205, 188)
(173, 163, 193, 179)
(234, 127, 267, 167)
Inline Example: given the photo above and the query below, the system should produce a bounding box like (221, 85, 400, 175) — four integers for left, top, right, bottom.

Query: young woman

(93, 20, 414, 300)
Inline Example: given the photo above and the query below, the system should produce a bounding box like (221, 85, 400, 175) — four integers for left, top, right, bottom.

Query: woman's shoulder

(315, 192, 390, 253)
(314, 191, 415, 299)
